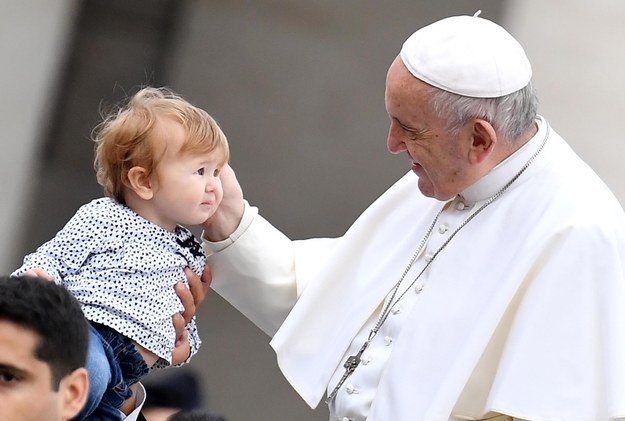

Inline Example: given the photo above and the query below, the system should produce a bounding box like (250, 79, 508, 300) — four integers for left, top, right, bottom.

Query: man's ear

(127, 166, 154, 200)
(58, 367, 89, 420)
(468, 119, 497, 164)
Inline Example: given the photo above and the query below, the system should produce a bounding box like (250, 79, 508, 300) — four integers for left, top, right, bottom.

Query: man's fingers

(171, 319, 190, 366)
(24, 268, 55, 282)
(176, 267, 210, 325)
(175, 281, 195, 325)
(192, 265, 212, 306)
(172, 311, 186, 339)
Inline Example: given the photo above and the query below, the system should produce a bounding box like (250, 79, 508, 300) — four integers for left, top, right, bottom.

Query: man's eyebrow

(393, 117, 427, 134)
(408, 127, 429, 137)
(0, 362, 30, 377)
(399, 122, 429, 138)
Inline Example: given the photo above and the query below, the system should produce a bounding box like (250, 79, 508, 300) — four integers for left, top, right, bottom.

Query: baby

(12, 87, 228, 420)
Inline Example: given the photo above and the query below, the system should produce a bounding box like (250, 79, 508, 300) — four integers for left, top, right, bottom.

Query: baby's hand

(23, 268, 54, 282)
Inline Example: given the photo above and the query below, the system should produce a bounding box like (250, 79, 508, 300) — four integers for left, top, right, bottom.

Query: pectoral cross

(325, 339, 370, 404)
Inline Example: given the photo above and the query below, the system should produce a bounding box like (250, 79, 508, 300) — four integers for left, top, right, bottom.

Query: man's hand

(171, 266, 212, 365)
(171, 313, 191, 366)
(203, 164, 245, 241)
(23, 268, 55, 282)
(177, 266, 211, 323)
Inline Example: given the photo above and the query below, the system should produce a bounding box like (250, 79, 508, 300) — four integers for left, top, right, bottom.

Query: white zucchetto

(400, 12, 532, 98)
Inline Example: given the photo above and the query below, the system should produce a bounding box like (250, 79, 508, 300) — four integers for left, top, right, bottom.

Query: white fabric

(207, 118, 625, 420)
(202, 201, 257, 255)
(400, 14, 532, 98)
(13, 198, 202, 365)
(326, 118, 544, 420)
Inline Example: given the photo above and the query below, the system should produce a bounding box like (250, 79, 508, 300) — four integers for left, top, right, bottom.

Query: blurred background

(1, 1, 624, 420)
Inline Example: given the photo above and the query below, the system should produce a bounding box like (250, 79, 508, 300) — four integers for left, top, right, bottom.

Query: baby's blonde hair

(93, 87, 229, 203)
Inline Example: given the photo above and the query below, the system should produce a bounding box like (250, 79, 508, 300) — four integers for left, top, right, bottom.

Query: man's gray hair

(427, 81, 538, 143)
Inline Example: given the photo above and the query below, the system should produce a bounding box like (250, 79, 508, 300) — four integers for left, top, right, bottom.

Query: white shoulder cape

(210, 130, 625, 420)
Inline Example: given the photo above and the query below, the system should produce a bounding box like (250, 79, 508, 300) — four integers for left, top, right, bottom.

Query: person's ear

(127, 166, 154, 200)
(58, 367, 89, 420)
(468, 119, 497, 164)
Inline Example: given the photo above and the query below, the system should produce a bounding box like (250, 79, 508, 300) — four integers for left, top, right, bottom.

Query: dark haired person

(0, 275, 89, 421)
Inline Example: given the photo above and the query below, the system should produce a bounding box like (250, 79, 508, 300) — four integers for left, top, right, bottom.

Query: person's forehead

(0, 320, 61, 421)
(386, 63, 435, 121)
(0, 320, 46, 375)
(152, 117, 185, 152)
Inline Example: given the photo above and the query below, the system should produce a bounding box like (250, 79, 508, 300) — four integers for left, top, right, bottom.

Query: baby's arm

(12, 204, 99, 281)
(12, 242, 65, 281)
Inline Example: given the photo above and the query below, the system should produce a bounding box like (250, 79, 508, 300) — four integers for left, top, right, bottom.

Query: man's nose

(387, 126, 407, 154)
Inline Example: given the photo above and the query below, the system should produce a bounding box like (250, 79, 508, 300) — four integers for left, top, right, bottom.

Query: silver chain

(326, 123, 550, 404)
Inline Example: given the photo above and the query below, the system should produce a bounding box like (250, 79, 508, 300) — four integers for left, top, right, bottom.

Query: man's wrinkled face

(385, 56, 473, 200)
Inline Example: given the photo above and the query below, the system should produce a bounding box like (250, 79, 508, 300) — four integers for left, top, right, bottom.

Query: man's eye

(0, 372, 17, 383)
(407, 128, 428, 141)
(195, 168, 205, 176)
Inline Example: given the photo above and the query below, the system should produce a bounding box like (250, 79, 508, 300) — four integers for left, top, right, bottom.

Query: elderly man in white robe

(197, 12, 625, 421)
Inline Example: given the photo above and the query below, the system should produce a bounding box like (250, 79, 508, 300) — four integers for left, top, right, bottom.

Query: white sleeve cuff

(201, 201, 257, 254)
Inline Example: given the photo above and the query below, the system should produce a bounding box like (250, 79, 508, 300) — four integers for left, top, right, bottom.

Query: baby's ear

(127, 166, 154, 200)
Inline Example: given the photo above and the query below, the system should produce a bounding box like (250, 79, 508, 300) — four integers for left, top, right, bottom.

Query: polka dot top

(12, 197, 203, 365)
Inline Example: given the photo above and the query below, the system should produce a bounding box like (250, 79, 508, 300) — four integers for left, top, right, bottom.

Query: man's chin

(416, 180, 453, 201)
(416, 179, 434, 198)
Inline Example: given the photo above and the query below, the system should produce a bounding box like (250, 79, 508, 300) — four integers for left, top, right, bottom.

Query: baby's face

(150, 150, 225, 230)
(145, 120, 226, 231)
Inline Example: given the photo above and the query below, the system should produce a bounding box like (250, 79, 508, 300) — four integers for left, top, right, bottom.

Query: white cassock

(205, 116, 625, 421)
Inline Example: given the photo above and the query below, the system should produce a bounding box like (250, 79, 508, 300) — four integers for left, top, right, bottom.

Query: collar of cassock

(459, 115, 547, 205)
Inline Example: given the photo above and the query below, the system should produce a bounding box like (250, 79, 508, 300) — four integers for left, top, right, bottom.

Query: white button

(361, 355, 372, 365)
(424, 252, 434, 262)
(384, 336, 393, 345)
(438, 223, 449, 234)
(415, 283, 424, 294)
(456, 202, 466, 210)
(346, 384, 359, 394)
(391, 306, 401, 314)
